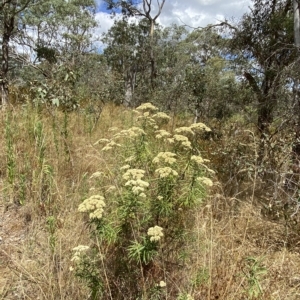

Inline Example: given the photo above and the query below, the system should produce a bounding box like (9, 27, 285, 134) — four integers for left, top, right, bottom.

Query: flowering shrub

(73, 103, 213, 299)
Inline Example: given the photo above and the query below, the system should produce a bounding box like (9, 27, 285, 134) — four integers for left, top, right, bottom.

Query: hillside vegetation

(0, 103, 299, 300)
(1, 0, 300, 299)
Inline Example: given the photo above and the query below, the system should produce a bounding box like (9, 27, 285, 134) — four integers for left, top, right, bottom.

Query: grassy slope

(0, 104, 299, 299)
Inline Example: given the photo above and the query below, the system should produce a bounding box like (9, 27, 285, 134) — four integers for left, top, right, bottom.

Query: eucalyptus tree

(103, 18, 162, 106)
(227, 0, 296, 161)
(21, 0, 97, 65)
(26, 0, 97, 109)
(104, 0, 166, 91)
(295, 0, 300, 47)
(0, 0, 97, 108)
(0, 0, 36, 107)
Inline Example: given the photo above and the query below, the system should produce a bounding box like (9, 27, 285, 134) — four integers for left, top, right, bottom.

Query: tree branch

(177, 16, 238, 31)
(244, 71, 262, 98)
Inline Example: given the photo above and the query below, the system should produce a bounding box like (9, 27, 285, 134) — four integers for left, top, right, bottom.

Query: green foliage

(243, 256, 267, 299)
(46, 216, 57, 253)
(227, 0, 297, 146)
(103, 19, 244, 120)
(34, 120, 46, 165)
(127, 238, 158, 264)
(1, 0, 98, 106)
(17, 173, 27, 205)
(192, 267, 210, 287)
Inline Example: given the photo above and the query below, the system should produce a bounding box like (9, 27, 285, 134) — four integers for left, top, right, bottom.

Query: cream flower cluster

(155, 129, 171, 139)
(125, 179, 149, 198)
(196, 177, 213, 187)
(153, 152, 177, 165)
(78, 195, 106, 219)
(175, 126, 195, 136)
(71, 245, 90, 262)
(173, 134, 192, 149)
(136, 112, 157, 128)
(101, 140, 121, 151)
(152, 112, 171, 121)
(122, 168, 145, 181)
(155, 167, 178, 178)
(123, 168, 148, 198)
(134, 103, 167, 129)
(191, 155, 204, 165)
(147, 225, 164, 242)
(136, 102, 158, 112)
(114, 127, 146, 139)
(190, 122, 211, 132)
(158, 280, 166, 287)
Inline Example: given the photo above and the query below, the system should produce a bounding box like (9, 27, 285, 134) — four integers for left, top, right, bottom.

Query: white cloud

(157, 0, 252, 28)
(95, 11, 115, 35)
(94, 0, 252, 48)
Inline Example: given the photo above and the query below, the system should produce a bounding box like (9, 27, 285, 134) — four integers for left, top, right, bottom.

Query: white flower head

(155, 129, 171, 139)
(196, 177, 213, 187)
(115, 127, 146, 139)
(123, 169, 145, 180)
(78, 195, 106, 219)
(191, 155, 204, 165)
(190, 122, 211, 133)
(136, 114, 157, 127)
(153, 152, 177, 165)
(139, 192, 147, 198)
(136, 102, 158, 112)
(147, 225, 164, 242)
(158, 280, 166, 287)
(71, 245, 90, 262)
(101, 140, 121, 151)
(153, 112, 171, 121)
(155, 167, 178, 178)
(173, 134, 192, 149)
(175, 126, 195, 136)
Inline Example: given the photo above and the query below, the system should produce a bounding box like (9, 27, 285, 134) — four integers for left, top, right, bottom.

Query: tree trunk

(124, 68, 137, 107)
(149, 20, 156, 89)
(292, 79, 300, 164)
(293, 1, 300, 162)
(294, 0, 300, 47)
(257, 72, 278, 165)
(0, 5, 15, 108)
(0, 32, 11, 107)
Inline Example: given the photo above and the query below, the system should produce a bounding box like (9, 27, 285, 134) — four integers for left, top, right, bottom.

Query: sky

(94, 0, 252, 37)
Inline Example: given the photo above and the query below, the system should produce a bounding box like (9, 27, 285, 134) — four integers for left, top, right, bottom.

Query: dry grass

(0, 104, 300, 299)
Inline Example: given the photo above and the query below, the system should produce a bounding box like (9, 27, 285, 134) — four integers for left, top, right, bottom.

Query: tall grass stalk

(5, 110, 16, 186)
